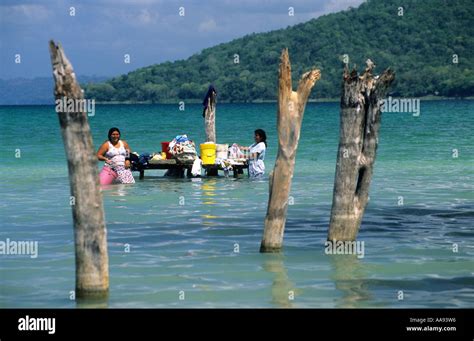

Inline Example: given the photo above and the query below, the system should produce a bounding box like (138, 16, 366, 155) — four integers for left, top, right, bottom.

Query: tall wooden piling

(49, 40, 109, 298)
(204, 87, 217, 143)
(328, 60, 395, 241)
(260, 49, 320, 252)
(203, 86, 218, 176)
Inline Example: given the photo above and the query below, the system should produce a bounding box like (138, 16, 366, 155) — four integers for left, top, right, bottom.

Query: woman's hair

(108, 127, 121, 142)
(254, 129, 267, 147)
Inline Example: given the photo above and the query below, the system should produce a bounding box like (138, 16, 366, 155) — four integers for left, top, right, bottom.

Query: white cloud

(1, 4, 51, 22)
(100, 7, 159, 26)
(198, 19, 217, 32)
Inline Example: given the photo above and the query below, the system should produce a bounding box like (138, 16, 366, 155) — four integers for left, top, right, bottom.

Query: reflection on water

(202, 179, 217, 205)
(329, 254, 372, 308)
(262, 255, 295, 308)
(101, 184, 130, 198)
(76, 296, 109, 308)
(201, 178, 218, 227)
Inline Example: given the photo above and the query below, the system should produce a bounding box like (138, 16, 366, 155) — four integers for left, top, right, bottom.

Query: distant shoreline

(1, 96, 473, 106)
(88, 95, 474, 104)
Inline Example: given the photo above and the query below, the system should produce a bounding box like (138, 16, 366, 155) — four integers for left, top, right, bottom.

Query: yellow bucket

(200, 143, 216, 165)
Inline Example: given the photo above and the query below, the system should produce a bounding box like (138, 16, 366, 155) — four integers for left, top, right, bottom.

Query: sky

(0, 0, 364, 79)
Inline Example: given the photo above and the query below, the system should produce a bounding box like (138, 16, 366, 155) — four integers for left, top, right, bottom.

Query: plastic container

(200, 143, 216, 165)
(161, 142, 172, 159)
(216, 144, 229, 159)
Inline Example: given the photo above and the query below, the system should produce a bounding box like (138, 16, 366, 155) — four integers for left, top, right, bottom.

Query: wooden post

(204, 89, 217, 143)
(203, 87, 218, 176)
(328, 60, 395, 241)
(260, 49, 320, 252)
(49, 40, 109, 298)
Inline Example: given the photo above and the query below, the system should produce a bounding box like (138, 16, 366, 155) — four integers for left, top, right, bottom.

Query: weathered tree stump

(204, 87, 217, 143)
(260, 49, 320, 252)
(328, 60, 395, 241)
(203, 86, 218, 176)
(49, 40, 109, 298)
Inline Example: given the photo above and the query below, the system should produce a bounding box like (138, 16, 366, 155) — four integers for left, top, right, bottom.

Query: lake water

(0, 101, 473, 308)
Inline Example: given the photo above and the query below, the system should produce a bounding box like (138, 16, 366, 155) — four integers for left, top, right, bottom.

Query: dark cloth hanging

(202, 84, 217, 118)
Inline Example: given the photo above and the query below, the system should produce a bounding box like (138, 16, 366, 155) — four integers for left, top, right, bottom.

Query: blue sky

(0, 0, 364, 79)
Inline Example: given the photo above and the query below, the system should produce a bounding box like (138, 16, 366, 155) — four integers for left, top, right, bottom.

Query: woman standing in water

(96, 127, 135, 185)
(241, 129, 267, 178)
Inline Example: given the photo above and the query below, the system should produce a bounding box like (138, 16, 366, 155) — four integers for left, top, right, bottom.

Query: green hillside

(84, 0, 474, 103)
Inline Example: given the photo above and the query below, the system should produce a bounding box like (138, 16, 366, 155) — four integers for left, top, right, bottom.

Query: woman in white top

(97, 127, 135, 185)
(242, 129, 267, 178)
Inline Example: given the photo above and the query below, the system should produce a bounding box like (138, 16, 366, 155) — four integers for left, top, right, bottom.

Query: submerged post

(203, 85, 217, 143)
(328, 60, 395, 241)
(49, 40, 109, 298)
(260, 49, 320, 252)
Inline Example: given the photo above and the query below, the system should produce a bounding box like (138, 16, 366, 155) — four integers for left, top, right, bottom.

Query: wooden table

(131, 159, 248, 179)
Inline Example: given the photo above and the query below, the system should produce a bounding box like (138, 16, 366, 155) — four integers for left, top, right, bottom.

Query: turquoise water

(0, 101, 473, 308)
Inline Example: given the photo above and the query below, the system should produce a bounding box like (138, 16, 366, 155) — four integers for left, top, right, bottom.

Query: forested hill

(84, 0, 473, 103)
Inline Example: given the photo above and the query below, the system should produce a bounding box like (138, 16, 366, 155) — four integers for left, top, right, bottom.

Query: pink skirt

(99, 165, 135, 185)
(99, 166, 118, 185)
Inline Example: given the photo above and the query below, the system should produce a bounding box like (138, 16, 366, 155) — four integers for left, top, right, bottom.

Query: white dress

(248, 142, 266, 178)
(105, 141, 126, 166)
(104, 141, 135, 184)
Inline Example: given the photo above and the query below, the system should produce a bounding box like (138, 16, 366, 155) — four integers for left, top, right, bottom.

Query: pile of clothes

(228, 143, 246, 159)
(136, 152, 164, 166)
(136, 152, 150, 166)
(168, 135, 198, 162)
(214, 144, 248, 177)
(149, 153, 164, 164)
(217, 159, 233, 177)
